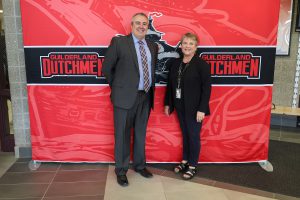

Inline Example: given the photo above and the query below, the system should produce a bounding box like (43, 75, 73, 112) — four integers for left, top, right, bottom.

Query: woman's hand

(196, 111, 205, 122)
(164, 106, 170, 116)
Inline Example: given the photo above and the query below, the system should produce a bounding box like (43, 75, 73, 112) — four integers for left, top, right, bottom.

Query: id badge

(176, 88, 181, 99)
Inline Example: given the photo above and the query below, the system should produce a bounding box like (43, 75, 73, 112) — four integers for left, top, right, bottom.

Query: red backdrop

(20, 0, 280, 162)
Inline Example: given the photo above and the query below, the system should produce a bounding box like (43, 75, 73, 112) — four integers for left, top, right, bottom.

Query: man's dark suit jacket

(102, 34, 158, 109)
(165, 55, 211, 117)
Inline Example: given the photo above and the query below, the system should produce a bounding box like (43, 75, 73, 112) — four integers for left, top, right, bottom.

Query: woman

(164, 33, 211, 180)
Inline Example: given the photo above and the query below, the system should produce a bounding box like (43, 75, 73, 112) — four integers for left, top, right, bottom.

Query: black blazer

(102, 34, 158, 109)
(164, 55, 211, 117)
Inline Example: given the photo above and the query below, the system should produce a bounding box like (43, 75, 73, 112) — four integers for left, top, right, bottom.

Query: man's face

(131, 15, 149, 40)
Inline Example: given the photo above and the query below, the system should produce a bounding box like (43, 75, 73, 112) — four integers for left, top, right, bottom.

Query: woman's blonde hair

(181, 32, 199, 45)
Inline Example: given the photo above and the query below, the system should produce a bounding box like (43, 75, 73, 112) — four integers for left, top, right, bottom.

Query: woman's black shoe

(182, 166, 197, 180)
(174, 162, 188, 173)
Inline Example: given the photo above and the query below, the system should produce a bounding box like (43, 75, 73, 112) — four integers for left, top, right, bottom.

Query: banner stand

(28, 160, 41, 171)
(21, 0, 280, 164)
(258, 161, 274, 172)
(27, 160, 274, 173)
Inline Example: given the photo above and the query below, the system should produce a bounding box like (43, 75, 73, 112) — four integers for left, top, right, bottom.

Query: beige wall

(273, 0, 299, 107)
(3, 0, 30, 157)
(0, 0, 3, 31)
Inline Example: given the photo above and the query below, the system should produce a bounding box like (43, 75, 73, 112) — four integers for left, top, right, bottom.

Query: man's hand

(164, 106, 170, 116)
(196, 111, 205, 122)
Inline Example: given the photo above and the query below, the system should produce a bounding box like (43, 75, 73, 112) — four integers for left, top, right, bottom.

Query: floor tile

(269, 135, 280, 141)
(165, 191, 228, 200)
(7, 162, 60, 172)
(161, 169, 183, 180)
(161, 175, 221, 194)
(270, 131, 281, 141)
(269, 126, 300, 144)
(0, 153, 16, 162)
(43, 195, 104, 200)
(161, 175, 277, 200)
(0, 171, 55, 184)
(281, 130, 300, 138)
(214, 181, 275, 199)
(59, 163, 109, 171)
(104, 165, 166, 200)
(279, 138, 300, 143)
(105, 192, 166, 200)
(280, 131, 300, 138)
(0, 152, 17, 177)
(16, 158, 32, 163)
(163, 179, 229, 200)
(223, 189, 276, 200)
(45, 181, 106, 197)
(0, 183, 48, 199)
(274, 193, 300, 200)
(53, 169, 108, 182)
(269, 129, 281, 137)
(1, 198, 41, 200)
(273, 126, 300, 134)
(190, 176, 216, 186)
(146, 165, 166, 175)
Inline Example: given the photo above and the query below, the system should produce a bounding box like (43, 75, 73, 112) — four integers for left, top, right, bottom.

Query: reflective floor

(0, 152, 16, 178)
(0, 126, 299, 200)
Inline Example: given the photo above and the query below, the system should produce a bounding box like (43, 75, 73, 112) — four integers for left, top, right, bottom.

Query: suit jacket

(164, 55, 211, 117)
(102, 34, 158, 109)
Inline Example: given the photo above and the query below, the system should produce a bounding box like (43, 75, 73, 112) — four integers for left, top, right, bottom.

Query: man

(102, 13, 158, 186)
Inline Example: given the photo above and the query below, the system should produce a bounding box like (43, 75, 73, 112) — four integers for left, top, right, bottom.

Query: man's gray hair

(131, 13, 148, 24)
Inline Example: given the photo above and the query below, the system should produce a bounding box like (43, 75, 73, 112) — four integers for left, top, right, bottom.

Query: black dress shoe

(135, 168, 153, 178)
(117, 175, 129, 186)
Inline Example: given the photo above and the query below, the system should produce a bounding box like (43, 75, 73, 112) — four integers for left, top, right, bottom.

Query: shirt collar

(132, 33, 146, 45)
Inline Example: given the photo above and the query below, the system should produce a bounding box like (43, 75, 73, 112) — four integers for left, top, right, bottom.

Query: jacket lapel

(146, 40, 156, 85)
(127, 35, 139, 73)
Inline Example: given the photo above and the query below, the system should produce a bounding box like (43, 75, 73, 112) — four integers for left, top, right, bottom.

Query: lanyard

(177, 62, 190, 89)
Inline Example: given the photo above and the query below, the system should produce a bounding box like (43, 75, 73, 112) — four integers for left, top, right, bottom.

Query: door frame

(0, 35, 15, 152)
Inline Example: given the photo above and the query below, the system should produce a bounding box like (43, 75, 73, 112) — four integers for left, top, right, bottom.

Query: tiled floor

(0, 161, 107, 199)
(0, 126, 299, 200)
(104, 165, 278, 200)
(0, 161, 299, 200)
(0, 152, 16, 178)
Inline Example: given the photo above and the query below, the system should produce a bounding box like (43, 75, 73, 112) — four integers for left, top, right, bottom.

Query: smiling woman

(164, 32, 212, 180)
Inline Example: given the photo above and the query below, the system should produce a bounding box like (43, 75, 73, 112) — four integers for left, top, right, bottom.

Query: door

(0, 35, 15, 152)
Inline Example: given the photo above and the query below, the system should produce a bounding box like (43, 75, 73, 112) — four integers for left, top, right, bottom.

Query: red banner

(20, 0, 280, 162)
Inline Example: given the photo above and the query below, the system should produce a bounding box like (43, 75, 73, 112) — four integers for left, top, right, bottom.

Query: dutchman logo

(40, 52, 104, 78)
(200, 53, 261, 79)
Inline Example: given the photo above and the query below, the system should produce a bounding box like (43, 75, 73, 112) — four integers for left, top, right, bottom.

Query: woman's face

(181, 37, 197, 57)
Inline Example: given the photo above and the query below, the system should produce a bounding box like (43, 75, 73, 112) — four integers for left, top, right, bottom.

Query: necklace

(176, 61, 190, 99)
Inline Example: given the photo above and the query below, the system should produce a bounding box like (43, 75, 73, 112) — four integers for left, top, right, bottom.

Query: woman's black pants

(176, 109, 202, 167)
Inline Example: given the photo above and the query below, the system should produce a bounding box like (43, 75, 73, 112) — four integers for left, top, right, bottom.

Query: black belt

(138, 90, 146, 94)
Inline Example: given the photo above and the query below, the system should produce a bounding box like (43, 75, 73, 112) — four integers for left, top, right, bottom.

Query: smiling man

(102, 13, 158, 187)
